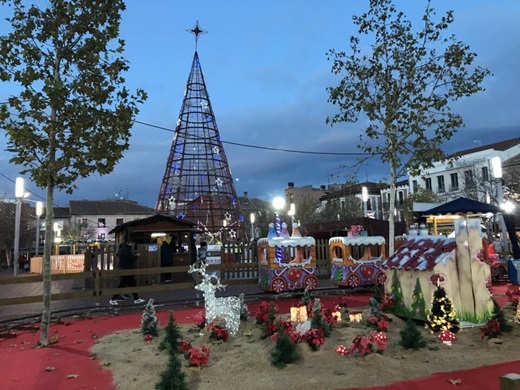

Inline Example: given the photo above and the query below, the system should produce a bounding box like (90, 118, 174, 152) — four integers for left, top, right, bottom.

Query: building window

(116, 218, 124, 225)
(437, 176, 445, 193)
(97, 218, 105, 228)
(412, 180, 418, 192)
(450, 173, 459, 191)
(425, 177, 432, 191)
(481, 166, 489, 181)
(398, 191, 404, 206)
(97, 233, 105, 240)
(81, 218, 88, 227)
(464, 170, 475, 186)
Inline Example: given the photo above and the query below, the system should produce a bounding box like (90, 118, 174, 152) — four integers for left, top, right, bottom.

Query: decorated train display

(330, 228, 387, 288)
(258, 222, 319, 293)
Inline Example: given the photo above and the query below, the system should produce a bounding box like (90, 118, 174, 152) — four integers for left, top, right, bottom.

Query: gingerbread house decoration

(381, 218, 493, 322)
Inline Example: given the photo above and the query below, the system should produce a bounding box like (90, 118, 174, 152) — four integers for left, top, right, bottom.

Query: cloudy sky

(1, 0, 519, 208)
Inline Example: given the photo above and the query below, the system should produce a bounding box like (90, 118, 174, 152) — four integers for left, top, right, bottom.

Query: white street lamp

(362, 186, 368, 218)
(288, 203, 296, 226)
(491, 156, 509, 251)
(250, 213, 255, 241)
(35, 201, 43, 257)
(13, 177, 27, 276)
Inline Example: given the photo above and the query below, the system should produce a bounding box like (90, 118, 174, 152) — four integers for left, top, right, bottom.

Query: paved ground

(0, 268, 338, 326)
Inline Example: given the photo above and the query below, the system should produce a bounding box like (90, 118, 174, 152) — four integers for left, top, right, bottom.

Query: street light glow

(272, 196, 285, 210)
(36, 201, 43, 217)
(362, 186, 368, 202)
(491, 156, 502, 179)
(15, 177, 24, 198)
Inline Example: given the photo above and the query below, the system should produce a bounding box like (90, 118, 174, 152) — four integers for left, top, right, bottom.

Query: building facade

(50, 200, 154, 244)
(408, 137, 520, 204)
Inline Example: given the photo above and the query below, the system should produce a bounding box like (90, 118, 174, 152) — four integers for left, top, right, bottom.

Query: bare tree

(326, 0, 490, 255)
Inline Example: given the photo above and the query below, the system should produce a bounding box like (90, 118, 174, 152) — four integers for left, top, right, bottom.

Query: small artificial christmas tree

(155, 353, 189, 390)
(410, 278, 427, 320)
(141, 299, 159, 337)
(302, 286, 312, 307)
(366, 296, 383, 320)
(426, 284, 460, 334)
(310, 298, 332, 337)
(156, 310, 189, 390)
(260, 302, 279, 339)
(270, 325, 300, 368)
(399, 318, 426, 349)
(489, 298, 513, 334)
(159, 311, 184, 354)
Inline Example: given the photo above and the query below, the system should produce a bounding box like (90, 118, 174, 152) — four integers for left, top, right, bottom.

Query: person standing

(160, 240, 174, 282)
(109, 240, 145, 305)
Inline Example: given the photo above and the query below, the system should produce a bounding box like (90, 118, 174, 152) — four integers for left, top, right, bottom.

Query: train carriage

(330, 236, 387, 288)
(258, 235, 319, 293)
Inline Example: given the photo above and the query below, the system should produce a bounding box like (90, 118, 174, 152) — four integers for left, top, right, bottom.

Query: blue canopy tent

(424, 197, 519, 259)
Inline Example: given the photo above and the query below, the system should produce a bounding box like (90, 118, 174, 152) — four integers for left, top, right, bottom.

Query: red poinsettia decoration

(255, 301, 278, 324)
(193, 311, 206, 329)
(334, 296, 350, 310)
(480, 319, 501, 340)
(380, 293, 396, 311)
(207, 323, 230, 342)
(304, 328, 325, 351)
(188, 345, 210, 367)
(349, 331, 388, 356)
(178, 339, 192, 354)
(143, 334, 153, 342)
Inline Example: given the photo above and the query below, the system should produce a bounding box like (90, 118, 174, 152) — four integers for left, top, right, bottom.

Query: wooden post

(93, 268, 101, 307)
(500, 373, 520, 390)
(84, 249, 92, 289)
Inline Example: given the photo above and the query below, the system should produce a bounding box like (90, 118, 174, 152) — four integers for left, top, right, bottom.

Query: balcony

(449, 185, 459, 192)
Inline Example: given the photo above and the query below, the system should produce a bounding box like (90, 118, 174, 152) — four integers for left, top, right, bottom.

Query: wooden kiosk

(109, 214, 200, 284)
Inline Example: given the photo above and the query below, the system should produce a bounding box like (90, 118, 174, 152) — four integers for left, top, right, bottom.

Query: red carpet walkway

(0, 289, 517, 390)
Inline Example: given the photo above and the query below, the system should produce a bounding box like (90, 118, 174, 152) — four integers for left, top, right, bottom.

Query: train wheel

(347, 273, 361, 288)
(270, 277, 287, 293)
(375, 271, 387, 285)
(304, 275, 319, 290)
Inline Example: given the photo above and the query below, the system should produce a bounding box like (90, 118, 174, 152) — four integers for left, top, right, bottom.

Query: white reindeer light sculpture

(188, 262, 243, 335)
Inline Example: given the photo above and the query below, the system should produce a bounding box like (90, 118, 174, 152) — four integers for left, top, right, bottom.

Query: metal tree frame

(155, 22, 247, 243)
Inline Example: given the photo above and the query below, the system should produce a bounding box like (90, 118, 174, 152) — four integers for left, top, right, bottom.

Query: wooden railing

(1, 239, 336, 310)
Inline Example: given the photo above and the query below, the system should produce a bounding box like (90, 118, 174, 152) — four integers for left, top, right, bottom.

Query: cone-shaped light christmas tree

(155, 21, 247, 242)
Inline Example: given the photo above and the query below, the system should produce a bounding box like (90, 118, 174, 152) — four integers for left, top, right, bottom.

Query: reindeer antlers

(188, 262, 207, 275)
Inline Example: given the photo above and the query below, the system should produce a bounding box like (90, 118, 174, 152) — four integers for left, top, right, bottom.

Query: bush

(399, 319, 426, 349)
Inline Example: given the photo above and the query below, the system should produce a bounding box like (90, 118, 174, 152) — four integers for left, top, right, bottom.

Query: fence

(0, 240, 334, 312)
(30, 255, 86, 274)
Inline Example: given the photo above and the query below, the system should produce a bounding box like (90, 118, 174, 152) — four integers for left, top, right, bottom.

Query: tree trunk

(39, 182, 54, 346)
(388, 170, 396, 256)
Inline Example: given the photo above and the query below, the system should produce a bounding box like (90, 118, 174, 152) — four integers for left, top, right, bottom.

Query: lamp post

(250, 213, 255, 241)
(272, 196, 285, 264)
(288, 202, 296, 227)
(362, 186, 368, 218)
(35, 201, 43, 257)
(13, 177, 26, 277)
(491, 157, 509, 251)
